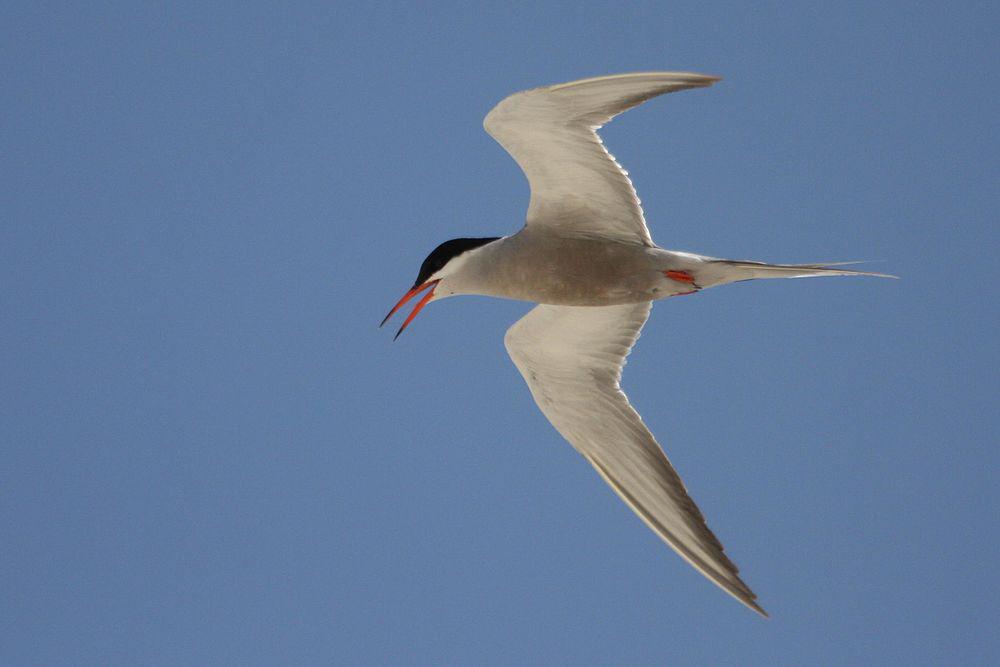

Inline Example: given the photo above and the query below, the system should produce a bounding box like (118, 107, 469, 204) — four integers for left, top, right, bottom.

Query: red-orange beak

(379, 279, 440, 340)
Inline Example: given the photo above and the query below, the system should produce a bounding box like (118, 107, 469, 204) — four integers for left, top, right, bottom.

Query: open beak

(379, 279, 440, 340)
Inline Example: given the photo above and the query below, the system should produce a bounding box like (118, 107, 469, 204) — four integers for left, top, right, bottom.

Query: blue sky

(2, 1, 997, 664)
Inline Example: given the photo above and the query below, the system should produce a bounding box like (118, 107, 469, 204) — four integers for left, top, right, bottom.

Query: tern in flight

(381, 72, 892, 615)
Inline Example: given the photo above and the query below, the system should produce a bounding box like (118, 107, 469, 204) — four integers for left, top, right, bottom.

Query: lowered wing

(504, 302, 765, 616)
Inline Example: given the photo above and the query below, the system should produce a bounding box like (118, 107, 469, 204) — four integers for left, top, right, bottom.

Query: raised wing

(504, 302, 765, 616)
(484, 72, 720, 246)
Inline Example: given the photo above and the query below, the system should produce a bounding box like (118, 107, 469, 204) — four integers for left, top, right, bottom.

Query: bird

(380, 72, 893, 616)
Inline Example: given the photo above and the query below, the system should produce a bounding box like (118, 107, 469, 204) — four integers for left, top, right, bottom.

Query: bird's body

(381, 71, 893, 616)
(437, 232, 700, 305)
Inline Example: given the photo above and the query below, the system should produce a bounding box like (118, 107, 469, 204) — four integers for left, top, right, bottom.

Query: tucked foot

(664, 269, 696, 284)
(664, 269, 701, 293)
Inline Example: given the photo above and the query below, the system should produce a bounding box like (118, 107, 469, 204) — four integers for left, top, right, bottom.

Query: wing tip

(740, 594, 770, 618)
(583, 452, 769, 618)
(721, 574, 769, 618)
(724, 574, 768, 617)
(546, 71, 723, 92)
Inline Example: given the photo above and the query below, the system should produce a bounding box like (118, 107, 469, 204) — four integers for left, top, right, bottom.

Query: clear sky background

(3, 2, 997, 664)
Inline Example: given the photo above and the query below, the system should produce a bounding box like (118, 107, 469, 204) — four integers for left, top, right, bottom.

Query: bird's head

(380, 237, 500, 339)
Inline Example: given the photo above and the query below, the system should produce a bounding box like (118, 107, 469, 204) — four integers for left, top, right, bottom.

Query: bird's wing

(504, 302, 765, 616)
(484, 72, 720, 246)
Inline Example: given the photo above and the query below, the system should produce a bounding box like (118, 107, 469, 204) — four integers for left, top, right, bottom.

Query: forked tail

(695, 259, 896, 288)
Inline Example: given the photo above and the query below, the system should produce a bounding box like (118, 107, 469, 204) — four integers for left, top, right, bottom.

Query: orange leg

(664, 269, 700, 296)
(664, 270, 696, 284)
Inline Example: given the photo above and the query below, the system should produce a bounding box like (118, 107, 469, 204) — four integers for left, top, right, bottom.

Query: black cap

(413, 237, 500, 286)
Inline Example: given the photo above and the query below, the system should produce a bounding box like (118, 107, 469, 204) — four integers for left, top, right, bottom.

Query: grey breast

(481, 231, 664, 306)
